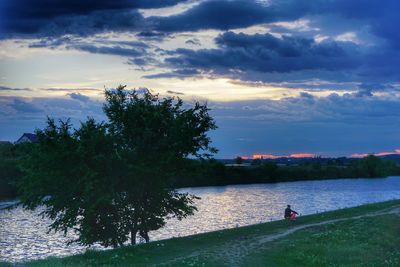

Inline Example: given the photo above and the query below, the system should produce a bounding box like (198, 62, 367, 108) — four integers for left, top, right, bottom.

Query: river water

(1, 176, 400, 262)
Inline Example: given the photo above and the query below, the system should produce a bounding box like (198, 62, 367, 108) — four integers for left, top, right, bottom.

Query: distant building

(15, 133, 38, 144)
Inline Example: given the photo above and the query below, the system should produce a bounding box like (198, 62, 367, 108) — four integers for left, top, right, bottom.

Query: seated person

(284, 205, 299, 220)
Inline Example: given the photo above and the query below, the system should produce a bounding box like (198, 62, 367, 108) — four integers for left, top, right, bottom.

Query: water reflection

(1, 176, 400, 262)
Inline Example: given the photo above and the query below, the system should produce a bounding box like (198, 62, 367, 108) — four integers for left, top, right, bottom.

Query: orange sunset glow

(351, 149, 400, 158)
(250, 153, 316, 159)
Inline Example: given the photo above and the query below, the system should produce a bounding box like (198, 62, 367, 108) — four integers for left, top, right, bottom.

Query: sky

(0, 0, 400, 158)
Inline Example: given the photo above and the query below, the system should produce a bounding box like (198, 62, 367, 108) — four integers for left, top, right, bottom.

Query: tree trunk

(140, 230, 150, 243)
(130, 229, 137, 245)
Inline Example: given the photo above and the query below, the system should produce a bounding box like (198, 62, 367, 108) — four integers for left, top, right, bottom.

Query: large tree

(19, 86, 217, 247)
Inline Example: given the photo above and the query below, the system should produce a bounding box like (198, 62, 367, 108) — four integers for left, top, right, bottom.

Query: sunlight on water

(1, 176, 400, 262)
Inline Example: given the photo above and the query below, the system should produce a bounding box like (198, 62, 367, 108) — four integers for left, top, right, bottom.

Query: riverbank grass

(15, 199, 400, 266)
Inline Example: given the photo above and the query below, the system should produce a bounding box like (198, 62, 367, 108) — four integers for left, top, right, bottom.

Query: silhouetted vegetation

(15, 86, 217, 247)
(1, 145, 400, 201)
(0, 142, 32, 200)
(172, 155, 400, 188)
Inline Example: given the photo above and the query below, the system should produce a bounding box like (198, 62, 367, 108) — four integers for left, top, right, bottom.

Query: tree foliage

(18, 86, 217, 247)
(0, 142, 27, 199)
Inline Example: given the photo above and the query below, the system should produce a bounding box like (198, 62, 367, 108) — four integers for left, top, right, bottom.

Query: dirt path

(157, 205, 400, 267)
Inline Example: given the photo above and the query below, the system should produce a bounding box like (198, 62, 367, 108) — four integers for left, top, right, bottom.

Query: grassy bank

(4, 199, 399, 267)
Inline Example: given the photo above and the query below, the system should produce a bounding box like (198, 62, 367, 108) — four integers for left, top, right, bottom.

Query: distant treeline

(1, 142, 400, 199)
(173, 156, 400, 188)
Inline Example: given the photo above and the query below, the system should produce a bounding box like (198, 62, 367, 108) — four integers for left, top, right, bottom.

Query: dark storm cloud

(358, 49, 400, 81)
(2, 0, 400, 94)
(36, 10, 144, 38)
(3, 0, 400, 49)
(1, 0, 188, 37)
(136, 31, 167, 40)
(153, 31, 360, 80)
(148, 0, 400, 49)
(146, 0, 400, 84)
(149, 0, 320, 32)
(319, 0, 400, 48)
(71, 44, 145, 57)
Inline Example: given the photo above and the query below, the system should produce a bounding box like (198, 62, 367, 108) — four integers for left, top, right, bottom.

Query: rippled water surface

(2, 176, 400, 262)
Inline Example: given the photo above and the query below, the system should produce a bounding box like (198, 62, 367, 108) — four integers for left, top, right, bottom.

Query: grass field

(3, 199, 400, 266)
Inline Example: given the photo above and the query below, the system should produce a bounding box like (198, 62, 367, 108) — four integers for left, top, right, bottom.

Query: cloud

(185, 38, 201, 46)
(1, 96, 102, 118)
(27, 36, 156, 67)
(1, 0, 400, 157)
(3, 0, 400, 52)
(1, 92, 399, 157)
(2, 6, 137, 38)
(250, 153, 315, 159)
(42, 87, 101, 92)
(147, 0, 400, 50)
(149, 0, 317, 33)
(10, 99, 42, 113)
(40, 10, 145, 38)
(1, 0, 189, 38)
(67, 93, 90, 102)
(210, 93, 400, 124)
(353, 90, 373, 98)
(2, 0, 400, 92)
(143, 68, 201, 79)
(71, 44, 144, 57)
(136, 31, 167, 40)
(27, 36, 74, 48)
(143, 24, 400, 91)
(156, 31, 360, 81)
(0, 95, 104, 141)
(0, 86, 32, 91)
(207, 92, 400, 157)
(321, 0, 400, 48)
(299, 92, 314, 99)
(351, 149, 400, 158)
